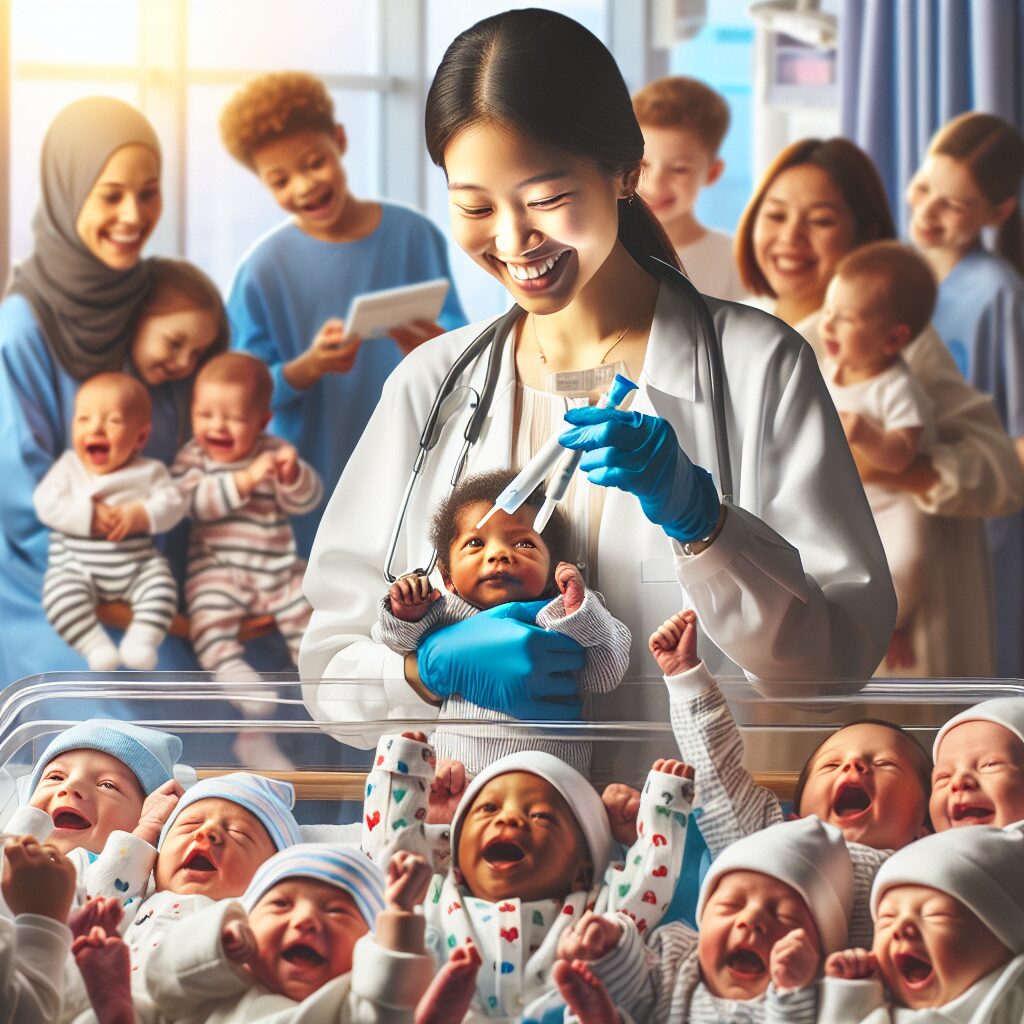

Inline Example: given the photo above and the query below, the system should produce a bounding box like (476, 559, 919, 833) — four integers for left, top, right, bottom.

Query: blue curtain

(840, 0, 1024, 232)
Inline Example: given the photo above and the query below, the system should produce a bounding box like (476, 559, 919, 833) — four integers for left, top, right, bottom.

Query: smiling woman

(0, 97, 210, 680)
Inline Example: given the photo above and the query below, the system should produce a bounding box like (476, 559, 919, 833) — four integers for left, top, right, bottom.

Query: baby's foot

(415, 943, 481, 1024)
(552, 959, 619, 1024)
(85, 640, 120, 672)
(72, 927, 134, 1024)
(120, 622, 163, 670)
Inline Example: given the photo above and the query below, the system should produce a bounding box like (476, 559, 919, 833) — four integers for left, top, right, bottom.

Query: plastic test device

(477, 373, 639, 531)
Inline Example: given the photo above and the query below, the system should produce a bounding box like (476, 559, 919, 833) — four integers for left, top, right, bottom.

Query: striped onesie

(171, 435, 322, 674)
(372, 588, 631, 775)
(33, 450, 186, 664)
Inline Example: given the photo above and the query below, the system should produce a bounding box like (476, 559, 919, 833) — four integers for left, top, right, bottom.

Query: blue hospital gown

(934, 247, 1024, 677)
(226, 202, 467, 557)
(0, 294, 200, 683)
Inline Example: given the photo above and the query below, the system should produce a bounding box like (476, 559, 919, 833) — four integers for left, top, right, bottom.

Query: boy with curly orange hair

(219, 72, 466, 555)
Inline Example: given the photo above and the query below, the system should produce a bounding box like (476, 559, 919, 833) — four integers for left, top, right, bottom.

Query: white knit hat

(870, 823, 1024, 955)
(242, 843, 386, 927)
(451, 751, 612, 877)
(697, 817, 854, 954)
(158, 772, 301, 851)
(933, 698, 1024, 759)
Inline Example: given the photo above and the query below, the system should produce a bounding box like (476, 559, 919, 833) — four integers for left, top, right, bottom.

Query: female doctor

(299, 9, 895, 741)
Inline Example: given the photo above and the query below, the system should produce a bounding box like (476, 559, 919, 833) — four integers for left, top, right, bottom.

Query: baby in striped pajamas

(33, 373, 188, 671)
(171, 352, 322, 678)
(373, 468, 631, 776)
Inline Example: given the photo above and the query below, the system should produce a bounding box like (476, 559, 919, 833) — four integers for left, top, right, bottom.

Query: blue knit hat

(26, 720, 182, 798)
(242, 843, 386, 927)
(158, 773, 301, 851)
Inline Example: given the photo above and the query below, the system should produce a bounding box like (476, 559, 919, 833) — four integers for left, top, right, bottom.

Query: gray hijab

(7, 96, 161, 380)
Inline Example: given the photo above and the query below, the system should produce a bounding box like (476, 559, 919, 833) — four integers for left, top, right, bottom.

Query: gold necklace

(531, 302, 651, 365)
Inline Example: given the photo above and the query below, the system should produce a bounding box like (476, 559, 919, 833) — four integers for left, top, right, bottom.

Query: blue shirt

(0, 294, 200, 681)
(935, 247, 1024, 676)
(226, 202, 467, 557)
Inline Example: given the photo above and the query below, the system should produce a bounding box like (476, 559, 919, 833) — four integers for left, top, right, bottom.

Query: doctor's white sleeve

(299, 341, 453, 742)
(672, 311, 895, 688)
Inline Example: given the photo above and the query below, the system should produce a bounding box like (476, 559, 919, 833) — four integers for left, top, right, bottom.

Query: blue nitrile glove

(559, 406, 720, 543)
(417, 600, 585, 720)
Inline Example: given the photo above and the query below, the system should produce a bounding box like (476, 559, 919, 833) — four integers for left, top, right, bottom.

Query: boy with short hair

(820, 242, 939, 671)
(632, 75, 747, 301)
(171, 352, 322, 678)
(33, 373, 188, 671)
(219, 71, 466, 556)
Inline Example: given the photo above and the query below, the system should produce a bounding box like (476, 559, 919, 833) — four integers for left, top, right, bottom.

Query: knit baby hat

(241, 843, 386, 927)
(870, 823, 1024, 955)
(697, 817, 854, 954)
(26, 720, 182, 797)
(933, 698, 1024, 759)
(158, 772, 301, 851)
(450, 750, 613, 878)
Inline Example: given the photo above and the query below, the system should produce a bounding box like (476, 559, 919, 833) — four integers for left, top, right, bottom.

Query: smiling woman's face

(443, 121, 628, 317)
(75, 143, 161, 270)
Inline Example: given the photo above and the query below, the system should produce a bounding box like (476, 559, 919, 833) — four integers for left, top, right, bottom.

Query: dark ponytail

(930, 112, 1024, 275)
(424, 8, 679, 272)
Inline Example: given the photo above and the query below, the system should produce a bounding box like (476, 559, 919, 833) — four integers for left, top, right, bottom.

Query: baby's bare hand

(770, 928, 820, 992)
(429, 759, 467, 825)
(389, 575, 441, 622)
(601, 783, 641, 845)
(274, 445, 300, 486)
(652, 758, 694, 780)
(2, 836, 77, 921)
(387, 851, 432, 912)
(104, 502, 149, 542)
(90, 500, 117, 538)
(69, 896, 124, 940)
(648, 610, 699, 676)
(554, 562, 585, 615)
(825, 948, 877, 980)
(222, 918, 258, 964)
(133, 779, 184, 846)
(556, 911, 622, 962)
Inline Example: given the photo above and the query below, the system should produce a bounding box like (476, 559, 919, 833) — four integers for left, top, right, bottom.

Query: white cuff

(663, 661, 716, 701)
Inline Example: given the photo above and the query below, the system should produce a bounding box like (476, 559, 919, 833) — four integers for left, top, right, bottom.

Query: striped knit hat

(27, 720, 182, 797)
(158, 773, 301, 851)
(242, 843, 386, 927)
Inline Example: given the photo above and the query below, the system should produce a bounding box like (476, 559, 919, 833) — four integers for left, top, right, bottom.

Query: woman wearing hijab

(0, 97, 200, 680)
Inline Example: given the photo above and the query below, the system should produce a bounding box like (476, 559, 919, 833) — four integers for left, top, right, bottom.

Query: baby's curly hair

(219, 71, 336, 169)
(430, 468, 572, 596)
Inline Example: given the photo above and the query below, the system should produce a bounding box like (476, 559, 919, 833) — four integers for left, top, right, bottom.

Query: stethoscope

(384, 256, 734, 582)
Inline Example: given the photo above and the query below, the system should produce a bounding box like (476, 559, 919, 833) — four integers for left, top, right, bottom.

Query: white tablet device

(344, 278, 450, 339)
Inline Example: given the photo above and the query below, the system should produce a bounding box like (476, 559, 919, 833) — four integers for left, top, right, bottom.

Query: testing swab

(532, 374, 638, 532)
(475, 431, 568, 528)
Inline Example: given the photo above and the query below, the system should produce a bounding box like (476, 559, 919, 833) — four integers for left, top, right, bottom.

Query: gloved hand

(417, 600, 584, 720)
(559, 406, 720, 543)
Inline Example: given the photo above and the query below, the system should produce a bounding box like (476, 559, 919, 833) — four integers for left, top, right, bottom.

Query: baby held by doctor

(373, 468, 631, 775)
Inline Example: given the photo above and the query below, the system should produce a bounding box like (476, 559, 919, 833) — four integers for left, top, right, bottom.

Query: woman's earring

(627, 192, 636, 206)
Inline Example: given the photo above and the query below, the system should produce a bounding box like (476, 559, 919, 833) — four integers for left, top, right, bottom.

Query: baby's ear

(134, 422, 152, 453)
(883, 322, 912, 355)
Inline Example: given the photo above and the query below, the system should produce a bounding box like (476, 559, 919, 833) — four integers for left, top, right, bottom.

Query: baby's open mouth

(183, 850, 216, 872)
(725, 948, 766, 977)
(896, 951, 934, 986)
(52, 809, 91, 830)
(85, 442, 110, 463)
(833, 781, 872, 819)
(483, 840, 525, 867)
(951, 803, 993, 824)
(282, 943, 326, 967)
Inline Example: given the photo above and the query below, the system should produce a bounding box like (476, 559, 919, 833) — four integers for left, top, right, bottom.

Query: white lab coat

(300, 283, 895, 754)
(797, 312, 1024, 677)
